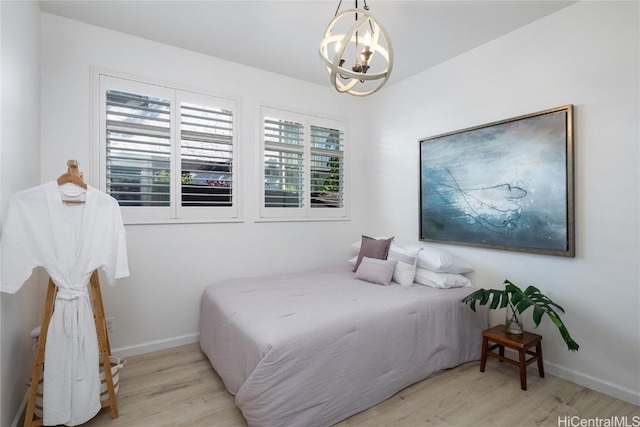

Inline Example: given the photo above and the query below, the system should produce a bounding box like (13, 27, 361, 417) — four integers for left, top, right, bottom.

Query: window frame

(95, 71, 241, 224)
(257, 104, 349, 221)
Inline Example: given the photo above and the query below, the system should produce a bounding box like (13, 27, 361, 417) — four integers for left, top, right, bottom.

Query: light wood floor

(72, 343, 638, 427)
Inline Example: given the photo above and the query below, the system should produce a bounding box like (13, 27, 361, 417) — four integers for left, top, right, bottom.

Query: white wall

(4, 4, 637, 425)
(367, 1, 639, 405)
(39, 13, 371, 355)
(0, 1, 44, 426)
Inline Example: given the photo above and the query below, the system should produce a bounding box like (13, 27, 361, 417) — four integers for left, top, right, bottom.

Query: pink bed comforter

(199, 266, 488, 427)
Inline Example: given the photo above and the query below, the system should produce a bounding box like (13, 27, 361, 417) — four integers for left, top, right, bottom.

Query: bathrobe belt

(56, 288, 90, 381)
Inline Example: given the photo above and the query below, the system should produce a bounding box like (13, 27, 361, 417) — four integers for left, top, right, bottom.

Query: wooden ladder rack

(24, 271, 119, 426)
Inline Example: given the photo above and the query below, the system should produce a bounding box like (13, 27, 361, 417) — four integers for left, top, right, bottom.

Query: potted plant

(462, 279, 579, 352)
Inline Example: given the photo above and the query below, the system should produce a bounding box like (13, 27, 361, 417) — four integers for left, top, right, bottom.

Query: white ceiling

(38, 0, 576, 89)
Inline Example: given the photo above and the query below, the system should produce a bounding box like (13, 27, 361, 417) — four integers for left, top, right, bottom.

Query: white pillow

(354, 257, 397, 286)
(405, 244, 473, 273)
(414, 268, 473, 289)
(387, 245, 420, 287)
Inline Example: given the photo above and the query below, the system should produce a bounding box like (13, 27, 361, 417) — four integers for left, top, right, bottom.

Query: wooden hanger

(57, 159, 87, 204)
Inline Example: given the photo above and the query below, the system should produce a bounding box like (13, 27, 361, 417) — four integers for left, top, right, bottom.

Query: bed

(199, 266, 488, 427)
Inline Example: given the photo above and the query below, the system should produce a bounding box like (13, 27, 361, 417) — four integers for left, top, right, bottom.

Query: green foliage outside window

(154, 170, 194, 185)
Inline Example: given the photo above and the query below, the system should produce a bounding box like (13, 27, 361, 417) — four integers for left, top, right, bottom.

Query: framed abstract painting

(419, 105, 574, 257)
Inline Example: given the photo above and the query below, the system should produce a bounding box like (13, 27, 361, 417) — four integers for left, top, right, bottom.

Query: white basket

(34, 356, 125, 418)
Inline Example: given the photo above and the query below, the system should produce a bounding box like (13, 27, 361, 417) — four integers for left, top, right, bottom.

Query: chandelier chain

(334, 0, 342, 17)
(334, 0, 369, 17)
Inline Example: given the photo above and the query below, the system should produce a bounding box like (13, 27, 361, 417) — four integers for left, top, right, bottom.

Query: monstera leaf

(462, 279, 579, 352)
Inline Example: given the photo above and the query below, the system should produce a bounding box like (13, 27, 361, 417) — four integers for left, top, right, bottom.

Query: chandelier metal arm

(334, 0, 369, 16)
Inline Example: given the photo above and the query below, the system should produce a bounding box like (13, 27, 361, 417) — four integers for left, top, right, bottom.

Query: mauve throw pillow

(353, 235, 394, 272)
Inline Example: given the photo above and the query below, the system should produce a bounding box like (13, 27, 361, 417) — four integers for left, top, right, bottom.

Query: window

(98, 74, 238, 223)
(260, 106, 347, 220)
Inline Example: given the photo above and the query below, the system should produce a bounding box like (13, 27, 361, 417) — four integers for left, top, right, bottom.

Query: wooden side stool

(480, 324, 544, 390)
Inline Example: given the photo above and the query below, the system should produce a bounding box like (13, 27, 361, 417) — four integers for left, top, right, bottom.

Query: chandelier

(319, 0, 393, 97)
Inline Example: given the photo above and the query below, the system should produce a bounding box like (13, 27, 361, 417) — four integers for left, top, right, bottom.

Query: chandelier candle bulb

(361, 45, 373, 64)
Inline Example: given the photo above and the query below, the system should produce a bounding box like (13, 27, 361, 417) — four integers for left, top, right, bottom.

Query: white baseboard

(110, 332, 200, 359)
(13, 334, 637, 427)
(11, 333, 200, 427)
(11, 392, 29, 427)
(111, 334, 639, 407)
(545, 361, 640, 406)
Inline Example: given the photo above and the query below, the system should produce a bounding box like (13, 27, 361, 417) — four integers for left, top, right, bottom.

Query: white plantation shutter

(177, 91, 237, 219)
(264, 116, 305, 209)
(310, 124, 344, 209)
(99, 75, 238, 223)
(260, 106, 347, 220)
(105, 90, 172, 207)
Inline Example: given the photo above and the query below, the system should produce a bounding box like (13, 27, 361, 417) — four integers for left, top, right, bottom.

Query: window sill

(253, 216, 351, 223)
(123, 217, 245, 226)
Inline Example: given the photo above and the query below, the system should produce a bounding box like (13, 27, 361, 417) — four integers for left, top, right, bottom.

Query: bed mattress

(199, 266, 488, 427)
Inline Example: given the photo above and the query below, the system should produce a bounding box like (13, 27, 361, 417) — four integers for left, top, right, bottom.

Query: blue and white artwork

(420, 107, 573, 255)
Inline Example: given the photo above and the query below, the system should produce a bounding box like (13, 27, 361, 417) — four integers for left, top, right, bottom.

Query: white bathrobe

(1, 181, 129, 426)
